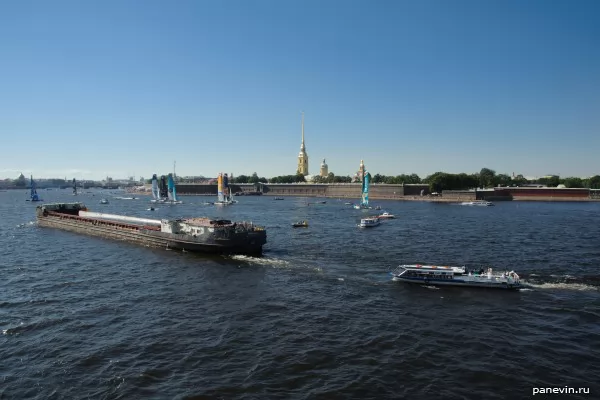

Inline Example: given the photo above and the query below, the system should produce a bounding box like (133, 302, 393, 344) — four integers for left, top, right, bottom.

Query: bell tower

(320, 158, 328, 177)
(356, 159, 365, 182)
(297, 112, 309, 176)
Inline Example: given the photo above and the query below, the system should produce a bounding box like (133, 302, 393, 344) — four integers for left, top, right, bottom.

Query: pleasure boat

(359, 217, 380, 228)
(391, 264, 521, 289)
(99, 198, 109, 204)
(461, 200, 494, 206)
(292, 220, 308, 228)
(377, 212, 395, 219)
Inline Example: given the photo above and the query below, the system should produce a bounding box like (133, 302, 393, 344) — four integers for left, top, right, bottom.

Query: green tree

(333, 175, 352, 183)
(586, 175, 600, 189)
(562, 177, 584, 188)
(250, 172, 259, 184)
(234, 174, 249, 184)
(538, 175, 560, 187)
(510, 174, 529, 186)
(372, 174, 384, 183)
(294, 173, 306, 183)
(479, 168, 496, 188)
(494, 174, 512, 187)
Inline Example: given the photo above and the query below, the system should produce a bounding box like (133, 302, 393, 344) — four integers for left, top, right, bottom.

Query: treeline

(228, 168, 600, 190)
(422, 169, 600, 191)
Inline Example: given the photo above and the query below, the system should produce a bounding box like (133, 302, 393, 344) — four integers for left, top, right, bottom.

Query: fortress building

(297, 112, 309, 176)
(320, 159, 329, 177)
(354, 160, 365, 182)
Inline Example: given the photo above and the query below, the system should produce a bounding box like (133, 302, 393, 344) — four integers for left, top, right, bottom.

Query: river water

(1, 189, 599, 399)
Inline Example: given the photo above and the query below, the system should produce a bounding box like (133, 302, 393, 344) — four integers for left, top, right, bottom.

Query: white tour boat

(460, 200, 494, 206)
(391, 264, 521, 289)
(359, 217, 380, 228)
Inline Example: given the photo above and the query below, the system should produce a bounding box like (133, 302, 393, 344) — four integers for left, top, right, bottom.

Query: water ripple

(1, 192, 599, 398)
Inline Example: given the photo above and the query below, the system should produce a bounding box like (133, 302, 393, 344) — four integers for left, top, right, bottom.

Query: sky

(1, 0, 599, 180)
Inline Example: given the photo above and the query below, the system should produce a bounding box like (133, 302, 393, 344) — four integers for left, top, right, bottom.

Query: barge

(36, 203, 266, 255)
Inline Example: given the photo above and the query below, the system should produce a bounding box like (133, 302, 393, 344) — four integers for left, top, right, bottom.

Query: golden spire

(300, 112, 305, 151)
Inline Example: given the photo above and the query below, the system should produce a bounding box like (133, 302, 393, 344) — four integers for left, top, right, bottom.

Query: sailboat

(27, 175, 43, 202)
(152, 173, 182, 204)
(150, 174, 161, 203)
(72, 178, 78, 196)
(354, 167, 372, 210)
(214, 173, 237, 206)
(166, 173, 182, 204)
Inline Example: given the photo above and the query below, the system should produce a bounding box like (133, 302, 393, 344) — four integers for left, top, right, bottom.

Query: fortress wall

(494, 188, 590, 198)
(440, 190, 477, 201)
(367, 184, 405, 199)
(176, 184, 217, 195)
(403, 184, 430, 196)
(264, 184, 328, 197)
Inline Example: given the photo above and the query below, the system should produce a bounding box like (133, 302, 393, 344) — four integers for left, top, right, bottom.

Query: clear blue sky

(1, 0, 599, 180)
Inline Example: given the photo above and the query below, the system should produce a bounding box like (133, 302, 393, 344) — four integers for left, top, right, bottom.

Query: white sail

(151, 175, 159, 200)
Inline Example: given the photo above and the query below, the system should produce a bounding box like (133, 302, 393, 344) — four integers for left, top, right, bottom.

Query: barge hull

(37, 212, 264, 256)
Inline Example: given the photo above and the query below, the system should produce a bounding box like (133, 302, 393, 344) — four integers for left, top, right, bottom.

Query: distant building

(296, 112, 309, 176)
(354, 160, 365, 182)
(320, 158, 329, 177)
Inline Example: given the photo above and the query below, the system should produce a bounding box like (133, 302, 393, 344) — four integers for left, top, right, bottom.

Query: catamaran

(354, 165, 372, 210)
(27, 175, 43, 202)
(166, 174, 182, 204)
(150, 174, 160, 202)
(72, 178, 78, 196)
(215, 173, 238, 206)
(151, 173, 182, 204)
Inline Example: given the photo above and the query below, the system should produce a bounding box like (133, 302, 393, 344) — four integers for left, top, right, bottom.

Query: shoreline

(124, 190, 599, 202)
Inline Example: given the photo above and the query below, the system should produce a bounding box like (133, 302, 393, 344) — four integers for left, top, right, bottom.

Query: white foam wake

(229, 255, 290, 267)
(523, 281, 598, 291)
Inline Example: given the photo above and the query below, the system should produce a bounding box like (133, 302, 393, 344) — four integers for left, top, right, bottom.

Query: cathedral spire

(297, 112, 309, 176)
(300, 112, 305, 150)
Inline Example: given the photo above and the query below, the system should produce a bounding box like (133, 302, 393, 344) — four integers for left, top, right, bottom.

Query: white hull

(461, 201, 494, 206)
(151, 199, 182, 204)
(215, 199, 238, 206)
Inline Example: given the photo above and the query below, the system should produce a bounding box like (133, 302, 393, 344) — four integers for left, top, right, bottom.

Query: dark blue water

(1, 189, 599, 399)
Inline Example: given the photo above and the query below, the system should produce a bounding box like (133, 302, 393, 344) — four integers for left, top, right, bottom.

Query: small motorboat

(359, 217, 380, 228)
(377, 212, 395, 219)
(99, 198, 109, 204)
(274, 197, 284, 200)
(292, 221, 309, 228)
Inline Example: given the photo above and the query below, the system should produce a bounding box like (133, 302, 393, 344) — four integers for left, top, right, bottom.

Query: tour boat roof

(400, 264, 465, 272)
